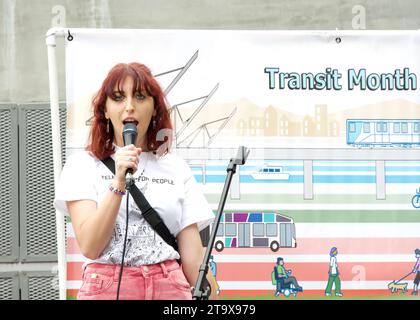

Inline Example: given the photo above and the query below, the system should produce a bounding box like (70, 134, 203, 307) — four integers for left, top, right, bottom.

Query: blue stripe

(313, 166, 375, 171)
(386, 176, 420, 183)
(386, 166, 420, 172)
(193, 174, 420, 183)
(191, 165, 420, 172)
(314, 175, 375, 183)
(191, 165, 303, 172)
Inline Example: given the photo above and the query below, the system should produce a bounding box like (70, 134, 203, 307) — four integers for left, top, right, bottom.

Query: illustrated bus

(347, 119, 420, 148)
(211, 212, 297, 252)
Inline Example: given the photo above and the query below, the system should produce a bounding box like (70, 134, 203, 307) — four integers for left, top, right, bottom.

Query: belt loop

(81, 264, 87, 280)
(160, 262, 168, 278)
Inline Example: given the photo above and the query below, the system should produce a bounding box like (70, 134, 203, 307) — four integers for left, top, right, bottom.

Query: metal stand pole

(192, 146, 249, 300)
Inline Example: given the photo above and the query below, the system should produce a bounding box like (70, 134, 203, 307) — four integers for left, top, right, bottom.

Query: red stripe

(67, 261, 416, 282)
(219, 289, 398, 299)
(66, 289, 398, 299)
(66, 236, 420, 282)
(68, 262, 84, 280)
(66, 236, 420, 255)
(217, 262, 415, 281)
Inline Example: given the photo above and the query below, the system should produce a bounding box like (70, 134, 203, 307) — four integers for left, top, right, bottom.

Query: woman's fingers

(117, 155, 138, 169)
(114, 145, 142, 179)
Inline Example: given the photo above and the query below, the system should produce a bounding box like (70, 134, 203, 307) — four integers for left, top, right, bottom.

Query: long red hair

(86, 62, 173, 160)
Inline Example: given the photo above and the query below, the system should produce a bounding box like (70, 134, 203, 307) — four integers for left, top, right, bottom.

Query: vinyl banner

(65, 29, 420, 299)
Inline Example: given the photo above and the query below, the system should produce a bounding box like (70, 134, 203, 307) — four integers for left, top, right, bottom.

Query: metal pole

(192, 164, 235, 300)
(46, 27, 67, 300)
(192, 146, 249, 300)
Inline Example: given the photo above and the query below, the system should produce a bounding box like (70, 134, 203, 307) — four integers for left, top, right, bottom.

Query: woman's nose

(125, 98, 134, 111)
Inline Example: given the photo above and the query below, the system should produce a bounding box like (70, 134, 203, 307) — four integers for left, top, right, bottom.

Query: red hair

(86, 62, 173, 160)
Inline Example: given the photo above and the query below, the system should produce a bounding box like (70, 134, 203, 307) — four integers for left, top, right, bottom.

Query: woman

(325, 247, 343, 297)
(54, 62, 216, 300)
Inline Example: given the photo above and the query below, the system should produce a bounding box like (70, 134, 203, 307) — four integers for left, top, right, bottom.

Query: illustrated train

(346, 119, 420, 147)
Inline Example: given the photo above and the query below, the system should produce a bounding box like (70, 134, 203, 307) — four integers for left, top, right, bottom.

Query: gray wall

(1, 0, 420, 104)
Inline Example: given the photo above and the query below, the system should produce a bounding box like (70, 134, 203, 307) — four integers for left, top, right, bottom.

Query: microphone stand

(192, 146, 250, 300)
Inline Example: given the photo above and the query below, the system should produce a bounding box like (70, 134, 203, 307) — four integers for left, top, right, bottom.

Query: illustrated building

(237, 103, 339, 137)
(263, 105, 278, 136)
(314, 104, 328, 136)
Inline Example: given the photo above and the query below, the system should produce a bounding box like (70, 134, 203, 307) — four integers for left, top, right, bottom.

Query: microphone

(122, 122, 138, 186)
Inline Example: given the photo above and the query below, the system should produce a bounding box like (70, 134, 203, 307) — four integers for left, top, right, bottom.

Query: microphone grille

(123, 122, 137, 133)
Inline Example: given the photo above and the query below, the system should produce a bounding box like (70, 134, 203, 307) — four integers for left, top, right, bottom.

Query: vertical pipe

(376, 160, 386, 200)
(46, 27, 66, 300)
(303, 160, 314, 200)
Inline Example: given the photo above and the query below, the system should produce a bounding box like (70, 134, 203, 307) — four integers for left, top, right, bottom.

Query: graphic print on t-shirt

(99, 169, 179, 266)
(100, 201, 175, 266)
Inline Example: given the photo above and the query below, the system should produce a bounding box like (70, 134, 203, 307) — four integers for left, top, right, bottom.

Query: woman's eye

(112, 94, 124, 102)
(135, 92, 145, 100)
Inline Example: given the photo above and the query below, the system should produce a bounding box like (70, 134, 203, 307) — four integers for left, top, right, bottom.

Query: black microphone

(122, 122, 138, 186)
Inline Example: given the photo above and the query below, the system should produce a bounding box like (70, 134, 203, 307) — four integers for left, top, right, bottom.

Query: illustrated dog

(387, 281, 408, 293)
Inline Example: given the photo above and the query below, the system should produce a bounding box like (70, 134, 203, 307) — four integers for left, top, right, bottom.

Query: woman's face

(104, 76, 155, 149)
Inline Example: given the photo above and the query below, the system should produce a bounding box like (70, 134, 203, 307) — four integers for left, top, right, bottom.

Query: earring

(152, 117, 156, 129)
(106, 119, 110, 133)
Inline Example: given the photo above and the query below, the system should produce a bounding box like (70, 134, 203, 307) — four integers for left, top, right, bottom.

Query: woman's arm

(67, 145, 141, 260)
(177, 223, 218, 300)
(67, 185, 124, 260)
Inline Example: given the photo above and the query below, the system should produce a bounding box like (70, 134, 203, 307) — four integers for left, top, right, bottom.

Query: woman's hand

(113, 145, 142, 183)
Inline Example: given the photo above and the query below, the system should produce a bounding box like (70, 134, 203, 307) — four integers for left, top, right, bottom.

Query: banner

(65, 29, 420, 299)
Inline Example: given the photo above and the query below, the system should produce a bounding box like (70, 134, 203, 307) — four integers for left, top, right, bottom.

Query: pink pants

(77, 260, 193, 300)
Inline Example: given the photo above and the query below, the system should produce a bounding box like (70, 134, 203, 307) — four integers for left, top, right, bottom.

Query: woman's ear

(153, 109, 157, 117)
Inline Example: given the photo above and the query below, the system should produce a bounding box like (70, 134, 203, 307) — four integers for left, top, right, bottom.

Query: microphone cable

(116, 179, 132, 300)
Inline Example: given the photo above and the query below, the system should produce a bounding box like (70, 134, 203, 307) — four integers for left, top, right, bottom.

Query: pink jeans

(77, 260, 193, 300)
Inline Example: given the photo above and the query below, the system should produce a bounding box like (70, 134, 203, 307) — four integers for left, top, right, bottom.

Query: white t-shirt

(330, 256, 338, 275)
(54, 147, 214, 267)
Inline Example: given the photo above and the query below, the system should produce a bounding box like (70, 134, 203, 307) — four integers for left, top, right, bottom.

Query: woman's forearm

(69, 180, 125, 259)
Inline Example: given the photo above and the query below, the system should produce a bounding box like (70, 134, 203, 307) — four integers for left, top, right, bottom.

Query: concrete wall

(1, 0, 420, 103)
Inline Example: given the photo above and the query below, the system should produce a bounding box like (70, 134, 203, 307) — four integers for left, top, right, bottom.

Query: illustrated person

(274, 257, 303, 296)
(209, 255, 220, 295)
(411, 248, 420, 296)
(54, 62, 216, 300)
(325, 247, 343, 297)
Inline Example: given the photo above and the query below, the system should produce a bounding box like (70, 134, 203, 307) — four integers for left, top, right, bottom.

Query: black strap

(101, 157, 178, 252)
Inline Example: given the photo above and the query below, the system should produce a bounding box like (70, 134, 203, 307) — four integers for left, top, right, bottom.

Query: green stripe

(65, 197, 420, 224)
(65, 211, 420, 223)
(220, 209, 420, 222)
(205, 194, 412, 204)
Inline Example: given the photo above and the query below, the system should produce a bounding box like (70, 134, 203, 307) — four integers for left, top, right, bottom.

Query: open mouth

(122, 119, 139, 126)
